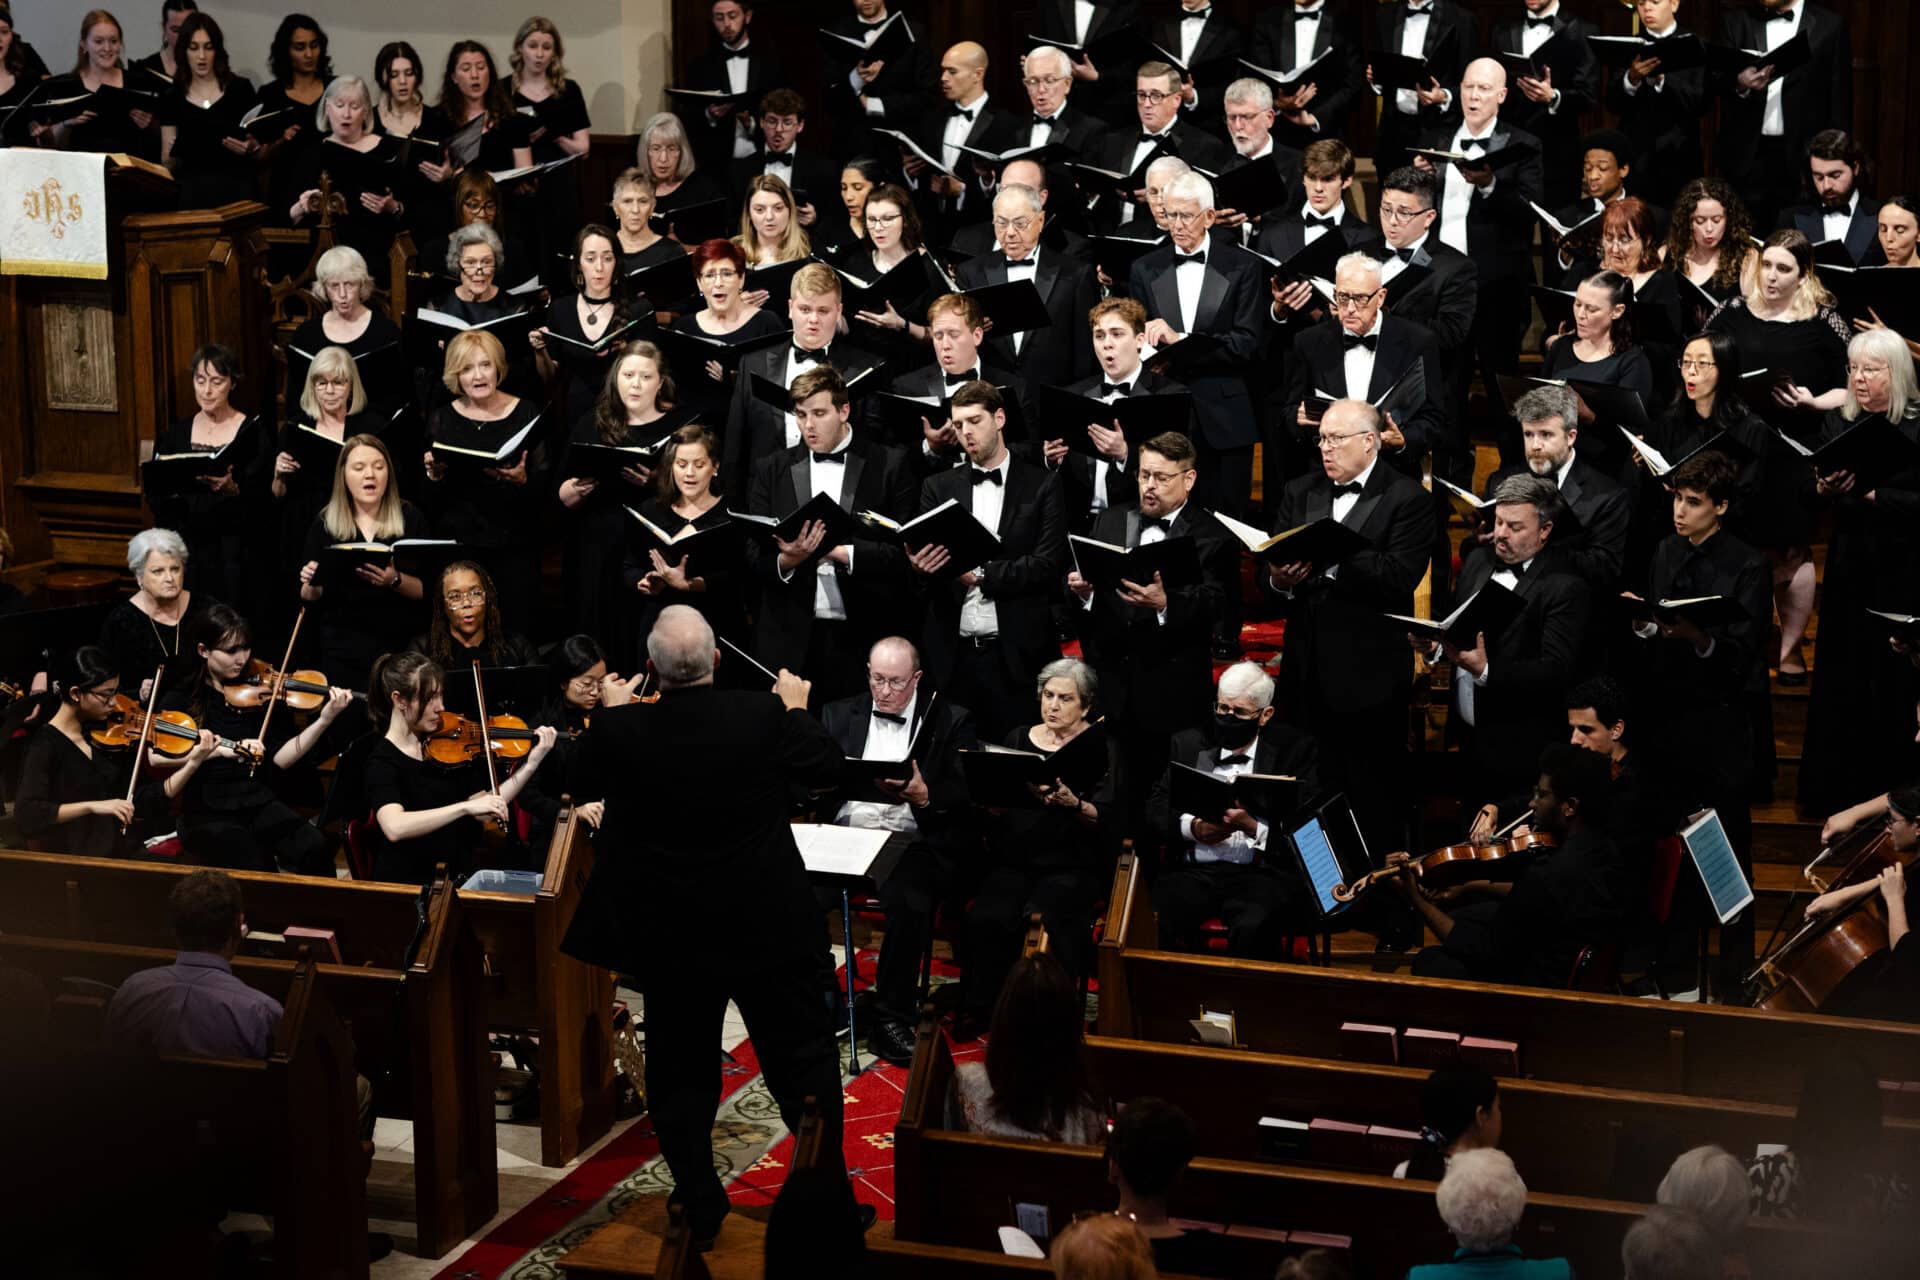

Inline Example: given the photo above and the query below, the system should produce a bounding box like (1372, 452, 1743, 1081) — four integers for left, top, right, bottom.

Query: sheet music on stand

(791, 822, 892, 879)
(1680, 808, 1754, 924)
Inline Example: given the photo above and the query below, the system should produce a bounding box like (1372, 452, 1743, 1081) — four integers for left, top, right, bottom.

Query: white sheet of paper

(791, 822, 891, 878)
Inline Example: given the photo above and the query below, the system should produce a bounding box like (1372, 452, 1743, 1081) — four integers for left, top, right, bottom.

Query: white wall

(9, 0, 672, 131)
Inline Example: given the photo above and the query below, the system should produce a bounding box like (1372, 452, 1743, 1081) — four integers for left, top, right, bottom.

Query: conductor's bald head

(647, 605, 717, 689)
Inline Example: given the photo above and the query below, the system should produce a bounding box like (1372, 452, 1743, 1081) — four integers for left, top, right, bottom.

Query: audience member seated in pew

(1621, 1204, 1722, 1280)
(1408, 1149, 1571, 1280)
(1049, 1213, 1160, 1280)
(1397, 1065, 1504, 1181)
(1105, 1096, 1235, 1277)
(1656, 1146, 1752, 1278)
(951, 952, 1102, 1144)
(1747, 1055, 1915, 1225)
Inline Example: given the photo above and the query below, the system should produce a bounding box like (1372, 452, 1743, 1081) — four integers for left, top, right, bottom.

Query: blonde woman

(733, 173, 810, 309)
(274, 345, 372, 567)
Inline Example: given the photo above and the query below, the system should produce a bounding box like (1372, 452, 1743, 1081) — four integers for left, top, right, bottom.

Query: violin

(1333, 830, 1558, 903)
(221, 659, 361, 711)
(89, 694, 262, 763)
(424, 710, 559, 767)
(1750, 825, 1911, 1013)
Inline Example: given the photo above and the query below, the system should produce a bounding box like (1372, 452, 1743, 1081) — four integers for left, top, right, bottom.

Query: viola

(423, 710, 546, 767)
(89, 694, 261, 763)
(1333, 831, 1559, 903)
(222, 659, 362, 711)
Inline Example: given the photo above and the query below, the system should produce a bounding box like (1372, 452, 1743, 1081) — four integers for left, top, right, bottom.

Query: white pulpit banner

(0, 150, 109, 279)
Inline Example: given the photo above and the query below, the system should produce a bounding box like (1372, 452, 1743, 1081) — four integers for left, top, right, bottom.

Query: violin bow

(251, 607, 307, 776)
(121, 664, 165, 835)
(1488, 808, 1530, 842)
(470, 660, 506, 832)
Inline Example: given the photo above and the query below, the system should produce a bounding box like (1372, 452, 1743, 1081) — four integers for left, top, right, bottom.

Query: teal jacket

(1407, 1246, 1575, 1280)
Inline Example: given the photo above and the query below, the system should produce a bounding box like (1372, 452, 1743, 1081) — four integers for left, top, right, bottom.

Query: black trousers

(1298, 688, 1410, 862)
(962, 865, 1098, 1017)
(182, 800, 331, 876)
(943, 638, 1032, 745)
(873, 839, 966, 1021)
(1156, 860, 1307, 958)
(643, 952, 846, 1236)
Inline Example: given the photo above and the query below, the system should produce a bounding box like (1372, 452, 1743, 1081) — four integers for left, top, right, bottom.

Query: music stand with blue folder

(1284, 793, 1370, 960)
(1681, 809, 1753, 925)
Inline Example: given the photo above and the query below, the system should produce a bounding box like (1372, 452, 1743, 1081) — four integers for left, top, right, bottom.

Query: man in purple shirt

(106, 869, 283, 1059)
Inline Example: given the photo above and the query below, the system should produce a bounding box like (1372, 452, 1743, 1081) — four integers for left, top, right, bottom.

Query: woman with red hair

(1578, 198, 1683, 405)
(664, 238, 787, 420)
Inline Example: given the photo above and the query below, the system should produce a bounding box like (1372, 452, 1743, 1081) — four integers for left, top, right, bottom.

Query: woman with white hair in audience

(638, 112, 726, 239)
(1657, 1145, 1750, 1275)
(1407, 1149, 1571, 1279)
(1620, 1204, 1723, 1280)
(98, 528, 214, 704)
(287, 245, 405, 415)
(287, 75, 411, 277)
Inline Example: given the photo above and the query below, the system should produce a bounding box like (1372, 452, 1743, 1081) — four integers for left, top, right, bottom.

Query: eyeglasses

(1377, 203, 1430, 223)
(1600, 233, 1640, 247)
(1332, 289, 1380, 309)
(459, 258, 494, 274)
(1848, 362, 1890, 376)
(444, 589, 487, 606)
(867, 670, 914, 691)
(865, 212, 902, 227)
(461, 200, 498, 215)
(1022, 75, 1066, 88)
(1163, 209, 1206, 226)
(1139, 469, 1189, 485)
(698, 269, 741, 283)
(79, 686, 120, 702)
(1317, 431, 1369, 449)
(991, 216, 1037, 233)
(646, 143, 680, 156)
(566, 675, 601, 694)
(1223, 111, 1270, 127)
(1678, 358, 1715, 373)
(1134, 90, 1176, 105)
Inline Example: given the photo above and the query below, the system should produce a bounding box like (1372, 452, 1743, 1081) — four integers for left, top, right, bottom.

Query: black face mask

(1211, 710, 1261, 749)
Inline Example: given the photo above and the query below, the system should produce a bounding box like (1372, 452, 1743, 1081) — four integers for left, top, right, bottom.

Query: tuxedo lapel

(786, 456, 810, 514)
(1033, 255, 1060, 307)
(1343, 467, 1390, 531)
(1122, 508, 1142, 548)
(1151, 264, 1183, 333)
(1192, 263, 1226, 333)
(1366, 326, 1409, 402)
(847, 700, 873, 756)
(839, 449, 867, 512)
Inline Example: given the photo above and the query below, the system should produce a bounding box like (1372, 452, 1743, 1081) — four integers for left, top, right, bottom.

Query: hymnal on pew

(1068, 533, 1201, 591)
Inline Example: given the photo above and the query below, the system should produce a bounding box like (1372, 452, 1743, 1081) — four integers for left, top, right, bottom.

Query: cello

(1748, 822, 1910, 1014)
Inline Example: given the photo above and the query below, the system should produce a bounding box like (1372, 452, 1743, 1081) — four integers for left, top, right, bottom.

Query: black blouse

(302, 500, 433, 652)
(97, 595, 219, 698)
(363, 736, 482, 884)
(148, 413, 272, 550)
(404, 630, 541, 670)
(1705, 299, 1851, 441)
(986, 725, 1124, 876)
(667, 307, 788, 421)
(166, 76, 260, 208)
(422, 398, 548, 549)
(542, 293, 655, 427)
(512, 83, 589, 163)
(42, 72, 157, 159)
(13, 726, 168, 858)
(288, 307, 407, 414)
(625, 495, 747, 644)
(273, 411, 380, 566)
(159, 686, 294, 817)
(255, 81, 322, 215)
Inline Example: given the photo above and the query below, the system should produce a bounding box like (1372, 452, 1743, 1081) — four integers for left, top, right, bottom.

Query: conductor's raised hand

(773, 667, 811, 710)
(602, 670, 645, 707)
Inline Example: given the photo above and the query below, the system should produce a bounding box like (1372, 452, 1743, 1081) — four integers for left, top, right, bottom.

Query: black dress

(422, 398, 548, 634)
(512, 83, 589, 283)
(147, 413, 272, 615)
(1542, 340, 1655, 481)
(158, 686, 331, 875)
(666, 307, 788, 424)
(561, 413, 677, 648)
(166, 77, 260, 209)
(97, 595, 219, 698)
(254, 82, 321, 218)
(13, 726, 169, 858)
(362, 736, 485, 884)
(653, 170, 727, 237)
(301, 501, 433, 691)
(287, 307, 408, 423)
(623, 496, 747, 668)
(42, 72, 158, 160)
(288, 134, 412, 278)
(541, 293, 655, 434)
(1705, 300, 1851, 445)
(615, 234, 684, 282)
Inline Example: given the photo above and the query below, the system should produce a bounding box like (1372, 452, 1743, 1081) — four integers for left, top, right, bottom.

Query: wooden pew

(1096, 851, 1920, 1106)
(11, 956, 368, 1279)
(1080, 1035, 1920, 1202)
(894, 1017, 1865, 1280)
(0, 807, 617, 1168)
(0, 872, 494, 1259)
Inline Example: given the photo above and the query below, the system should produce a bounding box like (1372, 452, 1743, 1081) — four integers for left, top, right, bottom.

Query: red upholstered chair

(343, 816, 378, 880)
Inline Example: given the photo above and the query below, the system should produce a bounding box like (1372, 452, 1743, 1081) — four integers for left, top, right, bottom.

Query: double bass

(1749, 822, 1909, 1013)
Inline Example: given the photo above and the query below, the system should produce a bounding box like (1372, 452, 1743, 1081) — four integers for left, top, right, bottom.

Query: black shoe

(856, 1203, 878, 1232)
(366, 1233, 394, 1263)
(866, 1017, 917, 1068)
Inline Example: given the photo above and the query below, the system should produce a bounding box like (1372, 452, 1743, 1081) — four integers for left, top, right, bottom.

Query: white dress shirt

(1759, 3, 1800, 137)
(959, 453, 1010, 636)
(942, 91, 988, 175)
(1301, 201, 1345, 245)
(1439, 119, 1499, 253)
(1394, 4, 1433, 116)
(804, 433, 852, 618)
(1084, 366, 1138, 514)
(1029, 105, 1067, 150)
(1178, 8, 1210, 65)
(1122, 128, 1175, 225)
(1004, 248, 1039, 354)
(1173, 246, 1207, 333)
(723, 42, 750, 94)
(1180, 735, 1271, 864)
(1821, 190, 1858, 246)
(762, 144, 796, 182)
(1073, 0, 1096, 44)
(1341, 313, 1384, 401)
(1521, 3, 1559, 56)
(1331, 457, 1376, 525)
(838, 691, 919, 832)
(1291, 4, 1325, 72)
(782, 345, 829, 447)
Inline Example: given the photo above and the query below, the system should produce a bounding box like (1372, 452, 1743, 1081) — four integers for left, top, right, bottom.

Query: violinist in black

(518, 634, 640, 857)
(158, 605, 353, 875)
(14, 646, 217, 860)
(158, 14, 261, 210)
(408, 561, 540, 671)
(147, 344, 270, 617)
(1799, 782, 1920, 1024)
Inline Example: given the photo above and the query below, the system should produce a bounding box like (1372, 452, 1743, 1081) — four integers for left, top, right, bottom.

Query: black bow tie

(970, 467, 1003, 486)
(1343, 332, 1378, 351)
(792, 344, 826, 363)
(1219, 751, 1252, 766)
(944, 369, 978, 387)
(1033, 113, 1056, 128)
(764, 150, 794, 164)
(1305, 212, 1337, 227)
(1332, 480, 1363, 497)
(872, 709, 907, 725)
(812, 450, 847, 464)
(1526, 15, 1556, 30)
(1184, 8, 1211, 20)
(858, 16, 887, 28)
(1141, 515, 1173, 534)
(1005, 256, 1036, 270)
(1505, 559, 1529, 580)
(1176, 250, 1207, 266)
(1102, 381, 1132, 396)
(725, 47, 751, 60)
(1766, 8, 1795, 21)
(1139, 130, 1169, 145)
(1406, 2, 1433, 12)
(951, 104, 977, 121)
(1296, 5, 1324, 19)
(1394, 246, 1416, 263)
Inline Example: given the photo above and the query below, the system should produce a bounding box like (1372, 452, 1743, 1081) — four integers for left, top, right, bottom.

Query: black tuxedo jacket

(1603, 27, 1709, 206)
(728, 145, 837, 213)
(951, 219, 1094, 267)
(915, 456, 1067, 688)
(1252, 212, 1379, 266)
(1370, 238, 1479, 411)
(1712, 5, 1852, 179)
(818, 691, 978, 851)
(954, 248, 1100, 390)
(1092, 121, 1234, 221)
(1125, 242, 1266, 450)
(724, 340, 886, 499)
(1373, 0, 1476, 142)
(562, 688, 840, 977)
(1147, 10, 1247, 127)
(1146, 723, 1325, 851)
(745, 435, 917, 671)
(1249, 4, 1366, 139)
(1283, 314, 1448, 465)
(1486, 455, 1632, 590)
(1489, 14, 1600, 178)
(1022, 103, 1110, 161)
(821, 11, 937, 140)
(1418, 121, 1545, 286)
(684, 41, 790, 171)
(1778, 197, 1884, 266)
(1049, 367, 1189, 530)
(1449, 545, 1593, 789)
(904, 98, 1028, 230)
(1075, 503, 1237, 734)
(1269, 462, 1432, 713)
(887, 359, 1032, 478)
(1032, 0, 1144, 124)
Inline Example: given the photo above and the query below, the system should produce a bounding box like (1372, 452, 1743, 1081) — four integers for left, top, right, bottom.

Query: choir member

(297, 433, 429, 690)
(1626, 449, 1770, 994)
(723, 261, 884, 498)
(509, 17, 590, 276)
(562, 343, 671, 648)
(427, 223, 519, 330)
(412, 561, 537, 670)
(1877, 195, 1918, 270)
(1705, 229, 1851, 442)
(1124, 171, 1265, 517)
(1266, 399, 1431, 856)
(1091, 61, 1229, 230)
(1604, 0, 1708, 208)
(1043, 298, 1181, 533)
(814, 635, 978, 1065)
(1369, 0, 1474, 178)
(288, 245, 405, 414)
(1029, 0, 1142, 126)
(888, 291, 1025, 477)
(1402, 743, 1623, 987)
(130, 0, 192, 84)
(15, 645, 217, 859)
(1542, 271, 1655, 476)
(287, 76, 409, 275)
(607, 167, 682, 286)
(1775, 129, 1880, 268)
(1148, 0, 1243, 132)
(255, 14, 331, 212)
(1799, 330, 1920, 815)
(100, 528, 214, 703)
(148, 343, 269, 614)
(518, 634, 628, 855)
(953, 181, 1099, 391)
(746, 365, 914, 707)
(1712, 0, 1854, 230)
(1591, 200, 1684, 401)
(1146, 661, 1324, 957)
(1249, 0, 1366, 143)
(1216, 78, 1301, 233)
(422, 330, 546, 633)
(1801, 784, 1920, 1023)
(273, 345, 374, 578)
(728, 91, 830, 228)
(371, 40, 424, 139)
(841, 181, 947, 360)
(415, 40, 532, 194)
(1068, 430, 1236, 814)
(161, 604, 350, 875)
(362, 649, 557, 885)
(733, 174, 810, 294)
(1254, 138, 1377, 267)
(908, 381, 1067, 740)
(158, 14, 259, 209)
(1662, 178, 1755, 326)
(1485, 385, 1630, 592)
(816, 155, 884, 261)
(686, 0, 788, 175)
(961, 657, 1120, 1031)
(1488, 0, 1600, 206)
(532, 223, 646, 427)
(1017, 44, 1107, 158)
(638, 112, 726, 236)
(34, 10, 155, 158)
(820, 0, 936, 154)
(626, 423, 746, 658)
(0, 8, 33, 130)
(669, 238, 786, 421)
(419, 170, 530, 295)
